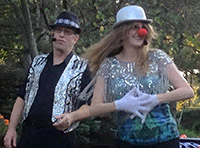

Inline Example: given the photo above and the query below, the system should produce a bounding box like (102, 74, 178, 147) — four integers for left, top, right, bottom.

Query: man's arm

(4, 97, 24, 148)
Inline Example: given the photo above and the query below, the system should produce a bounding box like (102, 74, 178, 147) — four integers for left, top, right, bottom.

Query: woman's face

(124, 22, 147, 49)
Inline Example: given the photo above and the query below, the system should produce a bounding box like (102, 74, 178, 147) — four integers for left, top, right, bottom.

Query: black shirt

(18, 52, 91, 125)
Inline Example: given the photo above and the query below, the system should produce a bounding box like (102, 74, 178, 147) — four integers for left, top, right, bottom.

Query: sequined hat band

(54, 18, 80, 29)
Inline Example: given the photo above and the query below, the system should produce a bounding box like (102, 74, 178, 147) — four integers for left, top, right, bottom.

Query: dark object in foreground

(180, 138, 200, 148)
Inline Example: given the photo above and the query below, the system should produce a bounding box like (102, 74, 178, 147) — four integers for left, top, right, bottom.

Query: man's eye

(64, 30, 70, 33)
(56, 28, 62, 31)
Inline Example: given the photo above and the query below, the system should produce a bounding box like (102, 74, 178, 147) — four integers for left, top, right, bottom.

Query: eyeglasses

(54, 27, 75, 35)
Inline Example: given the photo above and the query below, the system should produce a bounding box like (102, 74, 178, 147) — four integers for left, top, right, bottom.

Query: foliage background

(0, 0, 200, 146)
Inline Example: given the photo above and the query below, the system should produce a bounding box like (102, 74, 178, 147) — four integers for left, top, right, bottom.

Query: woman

(53, 5, 194, 148)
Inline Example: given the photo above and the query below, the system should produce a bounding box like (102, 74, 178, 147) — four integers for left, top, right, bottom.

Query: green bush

(0, 114, 9, 147)
(178, 126, 199, 138)
(177, 108, 200, 137)
(77, 117, 116, 147)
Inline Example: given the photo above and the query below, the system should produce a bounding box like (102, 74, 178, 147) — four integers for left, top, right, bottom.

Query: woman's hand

(131, 88, 159, 123)
(136, 88, 159, 112)
(114, 87, 152, 123)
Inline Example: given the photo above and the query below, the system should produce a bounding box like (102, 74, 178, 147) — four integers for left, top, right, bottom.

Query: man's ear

(73, 35, 79, 44)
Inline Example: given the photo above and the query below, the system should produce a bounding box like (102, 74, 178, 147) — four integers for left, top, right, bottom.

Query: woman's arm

(157, 63, 194, 103)
(125, 63, 194, 121)
(89, 75, 116, 116)
(53, 76, 115, 130)
(53, 75, 151, 130)
(71, 75, 117, 120)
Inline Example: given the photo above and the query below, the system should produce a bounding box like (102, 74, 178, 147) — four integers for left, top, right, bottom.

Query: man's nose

(59, 30, 65, 36)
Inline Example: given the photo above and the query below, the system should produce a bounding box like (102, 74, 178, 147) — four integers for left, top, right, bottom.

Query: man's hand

(53, 113, 74, 131)
(114, 87, 152, 123)
(4, 128, 17, 148)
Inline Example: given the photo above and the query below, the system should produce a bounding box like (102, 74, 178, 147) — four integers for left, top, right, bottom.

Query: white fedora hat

(113, 5, 152, 28)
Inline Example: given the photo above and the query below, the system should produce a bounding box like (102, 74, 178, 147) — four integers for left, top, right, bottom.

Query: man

(4, 11, 91, 148)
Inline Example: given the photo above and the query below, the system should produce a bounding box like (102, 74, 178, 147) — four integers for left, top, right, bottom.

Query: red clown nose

(137, 28, 148, 37)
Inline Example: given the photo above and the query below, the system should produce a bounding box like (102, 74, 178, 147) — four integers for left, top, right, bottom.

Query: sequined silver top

(97, 49, 179, 145)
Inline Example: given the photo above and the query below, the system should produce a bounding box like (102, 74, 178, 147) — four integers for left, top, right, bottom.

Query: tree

(0, 0, 199, 145)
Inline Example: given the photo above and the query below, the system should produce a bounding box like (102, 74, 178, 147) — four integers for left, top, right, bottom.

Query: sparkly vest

(22, 54, 88, 132)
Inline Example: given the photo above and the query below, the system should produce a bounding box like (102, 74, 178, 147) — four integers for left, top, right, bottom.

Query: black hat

(50, 11, 81, 34)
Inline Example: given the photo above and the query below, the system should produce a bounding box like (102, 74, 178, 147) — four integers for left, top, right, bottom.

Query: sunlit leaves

(177, 86, 200, 111)
(0, 49, 7, 65)
(99, 25, 104, 32)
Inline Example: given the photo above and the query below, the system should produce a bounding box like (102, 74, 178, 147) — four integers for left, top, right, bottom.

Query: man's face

(53, 27, 79, 53)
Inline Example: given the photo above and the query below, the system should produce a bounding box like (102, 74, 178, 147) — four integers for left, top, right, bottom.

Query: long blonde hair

(83, 22, 157, 76)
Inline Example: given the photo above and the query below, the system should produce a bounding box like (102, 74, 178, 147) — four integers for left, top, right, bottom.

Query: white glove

(131, 88, 159, 123)
(136, 88, 159, 112)
(115, 87, 151, 122)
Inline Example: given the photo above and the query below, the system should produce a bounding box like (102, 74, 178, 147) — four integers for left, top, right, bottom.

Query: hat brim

(50, 24, 81, 34)
(112, 19, 153, 29)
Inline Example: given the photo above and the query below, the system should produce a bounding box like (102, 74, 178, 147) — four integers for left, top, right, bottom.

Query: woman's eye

(133, 25, 139, 29)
